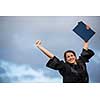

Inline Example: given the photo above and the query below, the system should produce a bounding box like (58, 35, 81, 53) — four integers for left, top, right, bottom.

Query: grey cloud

(0, 60, 61, 82)
(0, 76, 11, 83)
(88, 62, 100, 82)
(0, 16, 100, 82)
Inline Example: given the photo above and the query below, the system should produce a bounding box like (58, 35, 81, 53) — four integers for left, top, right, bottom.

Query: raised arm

(83, 41, 88, 50)
(83, 24, 90, 50)
(35, 40, 54, 59)
(81, 41, 94, 62)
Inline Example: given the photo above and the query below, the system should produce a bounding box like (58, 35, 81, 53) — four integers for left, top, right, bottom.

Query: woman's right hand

(35, 40, 41, 47)
(35, 40, 54, 58)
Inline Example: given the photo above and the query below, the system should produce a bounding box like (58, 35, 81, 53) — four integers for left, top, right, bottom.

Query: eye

(71, 55, 74, 57)
(67, 56, 70, 58)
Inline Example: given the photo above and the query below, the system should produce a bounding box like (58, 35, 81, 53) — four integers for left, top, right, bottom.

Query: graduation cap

(73, 21, 95, 42)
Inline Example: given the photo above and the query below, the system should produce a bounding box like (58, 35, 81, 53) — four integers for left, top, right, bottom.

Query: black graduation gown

(46, 49, 94, 83)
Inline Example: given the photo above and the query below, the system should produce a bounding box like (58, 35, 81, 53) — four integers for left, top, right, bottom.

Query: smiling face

(64, 50, 77, 64)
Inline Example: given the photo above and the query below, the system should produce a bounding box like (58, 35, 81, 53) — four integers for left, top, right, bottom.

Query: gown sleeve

(79, 49, 95, 63)
(46, 56, 65, 70)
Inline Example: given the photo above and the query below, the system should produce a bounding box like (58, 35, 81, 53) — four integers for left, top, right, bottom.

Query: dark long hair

(64, 50, 85, 71)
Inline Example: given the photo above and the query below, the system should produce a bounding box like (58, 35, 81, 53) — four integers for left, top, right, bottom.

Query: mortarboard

(73, 21, 95, 42)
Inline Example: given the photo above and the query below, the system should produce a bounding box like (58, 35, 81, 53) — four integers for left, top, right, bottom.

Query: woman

(35, 40, 94, 83)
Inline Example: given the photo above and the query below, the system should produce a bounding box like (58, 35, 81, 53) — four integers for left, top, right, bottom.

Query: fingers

(86, 25, 90, 30)
(35, 40, 41, 46)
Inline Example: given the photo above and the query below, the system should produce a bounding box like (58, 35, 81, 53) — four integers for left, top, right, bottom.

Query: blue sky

(0, 16, 100, 83)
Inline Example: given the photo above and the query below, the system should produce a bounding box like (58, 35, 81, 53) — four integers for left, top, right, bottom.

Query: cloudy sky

(0, 16, 100, 83)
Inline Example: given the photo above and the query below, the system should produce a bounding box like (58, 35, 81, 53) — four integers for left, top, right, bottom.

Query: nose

(69, 56, 73, 59)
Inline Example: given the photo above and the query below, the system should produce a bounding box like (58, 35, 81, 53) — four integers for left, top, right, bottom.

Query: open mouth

(70, 58, 74, 62)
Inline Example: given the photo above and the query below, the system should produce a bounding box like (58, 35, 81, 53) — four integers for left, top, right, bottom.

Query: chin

(70, 61, 76, 64)
(70, 62, 75, 64)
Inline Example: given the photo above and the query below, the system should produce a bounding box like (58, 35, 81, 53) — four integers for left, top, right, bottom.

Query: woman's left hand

(86, 25, 90, 30)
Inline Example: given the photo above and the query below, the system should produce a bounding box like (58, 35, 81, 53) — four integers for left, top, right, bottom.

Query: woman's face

(65, 52, 77, 64)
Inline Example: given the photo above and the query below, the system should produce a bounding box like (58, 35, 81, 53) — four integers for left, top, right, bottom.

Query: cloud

(92, 50, 100, 64)
(87, 50, 100, 82)
(0, 16, 100, 63)
(0, 16, 100, 83)
(0, 60, 61, 83)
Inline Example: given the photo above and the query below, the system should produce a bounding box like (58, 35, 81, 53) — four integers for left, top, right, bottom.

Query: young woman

(35, 40, 94, 83)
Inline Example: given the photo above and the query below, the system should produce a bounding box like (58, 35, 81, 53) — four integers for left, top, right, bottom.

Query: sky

(0, 16, 100, 83)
